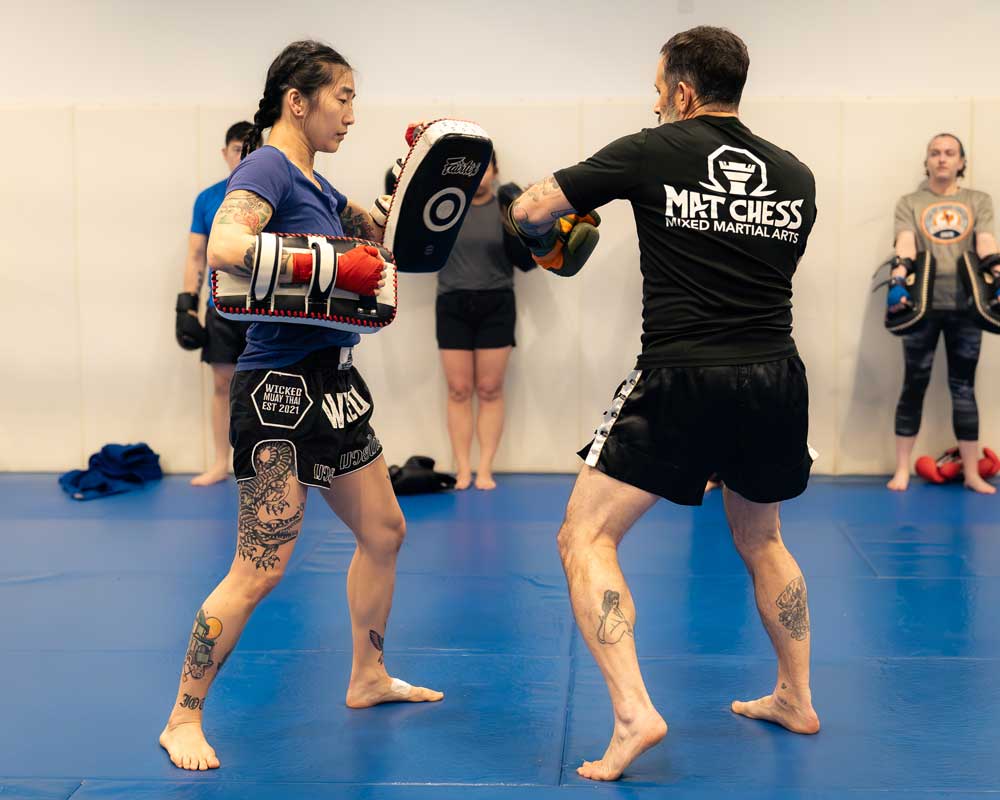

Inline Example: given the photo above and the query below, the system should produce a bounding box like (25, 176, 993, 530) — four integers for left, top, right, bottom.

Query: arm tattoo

(237, 441, 304, 571)
(369, 629, 385, 664)
(215, 191, 272, 235)
(340, 205, 380, 241)
(183, 608, 224, 681)
(776, 576, 810, 641)
(596, 589, 634, 644)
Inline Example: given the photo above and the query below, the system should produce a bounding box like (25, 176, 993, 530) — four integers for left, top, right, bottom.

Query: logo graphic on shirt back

(921, 201, 972, 244)
(662, 145, 804, 243)
(699, 146, 776, 197)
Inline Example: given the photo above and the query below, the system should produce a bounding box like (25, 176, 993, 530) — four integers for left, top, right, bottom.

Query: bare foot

(455, 470, 472, 491)
(345, 675, 444, 708)
(731, 692, 820, 734)
(576, 709, 667, 781)
(886, 470, 910, 491)
(965, 476, 997, 495)
(475, 473, 497, 490)
(191, 466, 230, 487)
(159, 720, 220, 770)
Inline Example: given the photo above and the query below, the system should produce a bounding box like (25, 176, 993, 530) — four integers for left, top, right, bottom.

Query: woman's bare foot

(191, 466, 229, 487)
(455, 470, 472, 490)
(731, 691, 820, 734)
(345, 675, 444, 708)
(475, 472, 497, 490)
(886, 470, 910, 491)
(965, 475, 997, 495)
(159, 720, 220, 770)
(576, 708, 667, 782)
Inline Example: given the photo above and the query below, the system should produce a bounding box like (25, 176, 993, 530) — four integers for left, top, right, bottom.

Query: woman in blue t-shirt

(159, 40, 443, 772)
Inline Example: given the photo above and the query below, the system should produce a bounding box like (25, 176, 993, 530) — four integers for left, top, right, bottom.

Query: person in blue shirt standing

(160, 41, 443, 773)
(175, 120, 253, 486)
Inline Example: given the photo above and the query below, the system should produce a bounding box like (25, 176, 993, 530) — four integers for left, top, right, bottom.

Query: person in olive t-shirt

(508, 26, 820, 781)
(886, 133, 999, 494)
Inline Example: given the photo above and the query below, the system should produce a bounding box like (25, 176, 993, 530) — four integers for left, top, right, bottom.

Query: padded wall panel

(0, 109, 83, 470)
(75, 107, 203, 472)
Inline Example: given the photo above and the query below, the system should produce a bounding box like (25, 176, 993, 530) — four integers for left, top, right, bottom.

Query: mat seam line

(837, 521, 881, 577)
(63, 779, 84, 799)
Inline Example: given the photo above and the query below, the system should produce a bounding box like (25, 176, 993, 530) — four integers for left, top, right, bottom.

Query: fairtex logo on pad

(441, 157, 482, 178)
(663, 145, 805, 243)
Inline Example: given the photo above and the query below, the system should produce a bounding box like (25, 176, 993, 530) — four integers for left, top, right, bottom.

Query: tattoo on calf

(776, 576, 810, 641)
(596, 589, 634, 645)
(369, 630, 385, 664)
(237, 442, 304, 571)
(183, 608, 224, 681)
(179, 693, 205, 711)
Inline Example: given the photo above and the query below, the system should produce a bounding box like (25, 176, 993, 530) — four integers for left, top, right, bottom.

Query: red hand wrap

(291, 252, 314, 284)
(336, 246, 384, 296)
(405, 123, 426, 147)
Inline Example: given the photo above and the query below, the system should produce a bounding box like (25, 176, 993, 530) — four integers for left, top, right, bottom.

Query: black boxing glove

(175, 292, 206, 350)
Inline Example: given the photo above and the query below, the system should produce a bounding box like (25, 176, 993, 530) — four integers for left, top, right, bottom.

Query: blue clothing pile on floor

(58, 443, 163, 501)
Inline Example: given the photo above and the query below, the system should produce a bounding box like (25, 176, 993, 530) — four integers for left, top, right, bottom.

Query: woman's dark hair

(243, 40, 352, 159)
(225, 121, 253, 146)
(925, 133, 966, 178)
(660, 26, 749, 109)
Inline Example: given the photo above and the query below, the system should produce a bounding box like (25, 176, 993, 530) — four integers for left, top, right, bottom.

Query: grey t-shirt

(437, 196, 513, 294)
(894, 187, 995, 310)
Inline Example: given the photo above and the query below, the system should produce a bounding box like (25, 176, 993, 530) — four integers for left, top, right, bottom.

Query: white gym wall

(3, 0, 998, 473)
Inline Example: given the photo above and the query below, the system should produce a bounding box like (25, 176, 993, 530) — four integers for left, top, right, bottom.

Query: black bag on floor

(389, 456, 456, 495)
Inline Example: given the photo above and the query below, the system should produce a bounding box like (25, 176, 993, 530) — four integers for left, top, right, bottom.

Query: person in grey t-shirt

(434, 151, 535, 490)
(886, 133, 1000, 494)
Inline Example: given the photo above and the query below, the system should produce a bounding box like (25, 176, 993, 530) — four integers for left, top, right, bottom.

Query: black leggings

(895, 311, 983, 441)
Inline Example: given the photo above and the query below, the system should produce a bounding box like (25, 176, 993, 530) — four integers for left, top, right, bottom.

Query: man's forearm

(512, 176, 576, 236)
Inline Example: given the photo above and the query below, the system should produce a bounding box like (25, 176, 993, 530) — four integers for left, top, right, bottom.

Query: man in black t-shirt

(508, 26, 820, 780)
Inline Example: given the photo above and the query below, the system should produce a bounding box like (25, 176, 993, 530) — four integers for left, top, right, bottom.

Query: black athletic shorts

(579, 356, 813, 506)
(201, 306, 250, 365)
(229, 346, 382, 488)
(436, 289, 516, 350)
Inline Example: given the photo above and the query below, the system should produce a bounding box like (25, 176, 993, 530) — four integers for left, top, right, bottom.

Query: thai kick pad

(959, 251, 1000, 334)
(212, 233, 397, 334)
(883, 252, 934, 335)
(384, 119, 493, 273)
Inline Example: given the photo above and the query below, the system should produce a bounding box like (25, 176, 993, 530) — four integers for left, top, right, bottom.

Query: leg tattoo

(238, 441, 304, 571)
(596, 589, 634, 645)
(183, 608, 223, 681)
(179, 693, 205, 711)
(369, 630, 385, 664)
(776, 576, 810, 641)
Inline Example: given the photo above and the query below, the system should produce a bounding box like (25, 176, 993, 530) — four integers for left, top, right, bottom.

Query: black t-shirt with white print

(554, 115, 817, 367)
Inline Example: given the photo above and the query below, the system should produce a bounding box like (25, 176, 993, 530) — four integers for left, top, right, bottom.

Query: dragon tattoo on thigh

(237, 441, 304, 571)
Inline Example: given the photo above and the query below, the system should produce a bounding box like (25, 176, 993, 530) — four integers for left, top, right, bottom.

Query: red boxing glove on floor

(335, 246, 384, 296)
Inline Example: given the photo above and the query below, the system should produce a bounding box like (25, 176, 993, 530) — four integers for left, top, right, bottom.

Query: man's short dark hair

(660, 27, 750, 109)
(226, 121, 253, 146)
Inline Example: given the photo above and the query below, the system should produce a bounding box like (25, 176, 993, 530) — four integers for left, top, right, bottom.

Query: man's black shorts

(436, 289, 516, 350)
(230, 347, 382, 488)
(579, 356, 813, 506)
(201, 306, 250, 365)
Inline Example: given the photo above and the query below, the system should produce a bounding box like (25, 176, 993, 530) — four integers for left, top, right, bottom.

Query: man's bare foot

(576, 708, 667, 781)
(191, 466, 229, 487)
(886, 470, 910, 491)
(965, 476, 997, 494)
(455, 470, 472, 490)
(731, 692, 820, 734)
(345, 675, 444, 708)
(475, 472, 497, 490)
(159, 720, 220, 770)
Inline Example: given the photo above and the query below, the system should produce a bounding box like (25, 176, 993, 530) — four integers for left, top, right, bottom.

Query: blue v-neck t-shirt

(225, 145, 359, 371)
